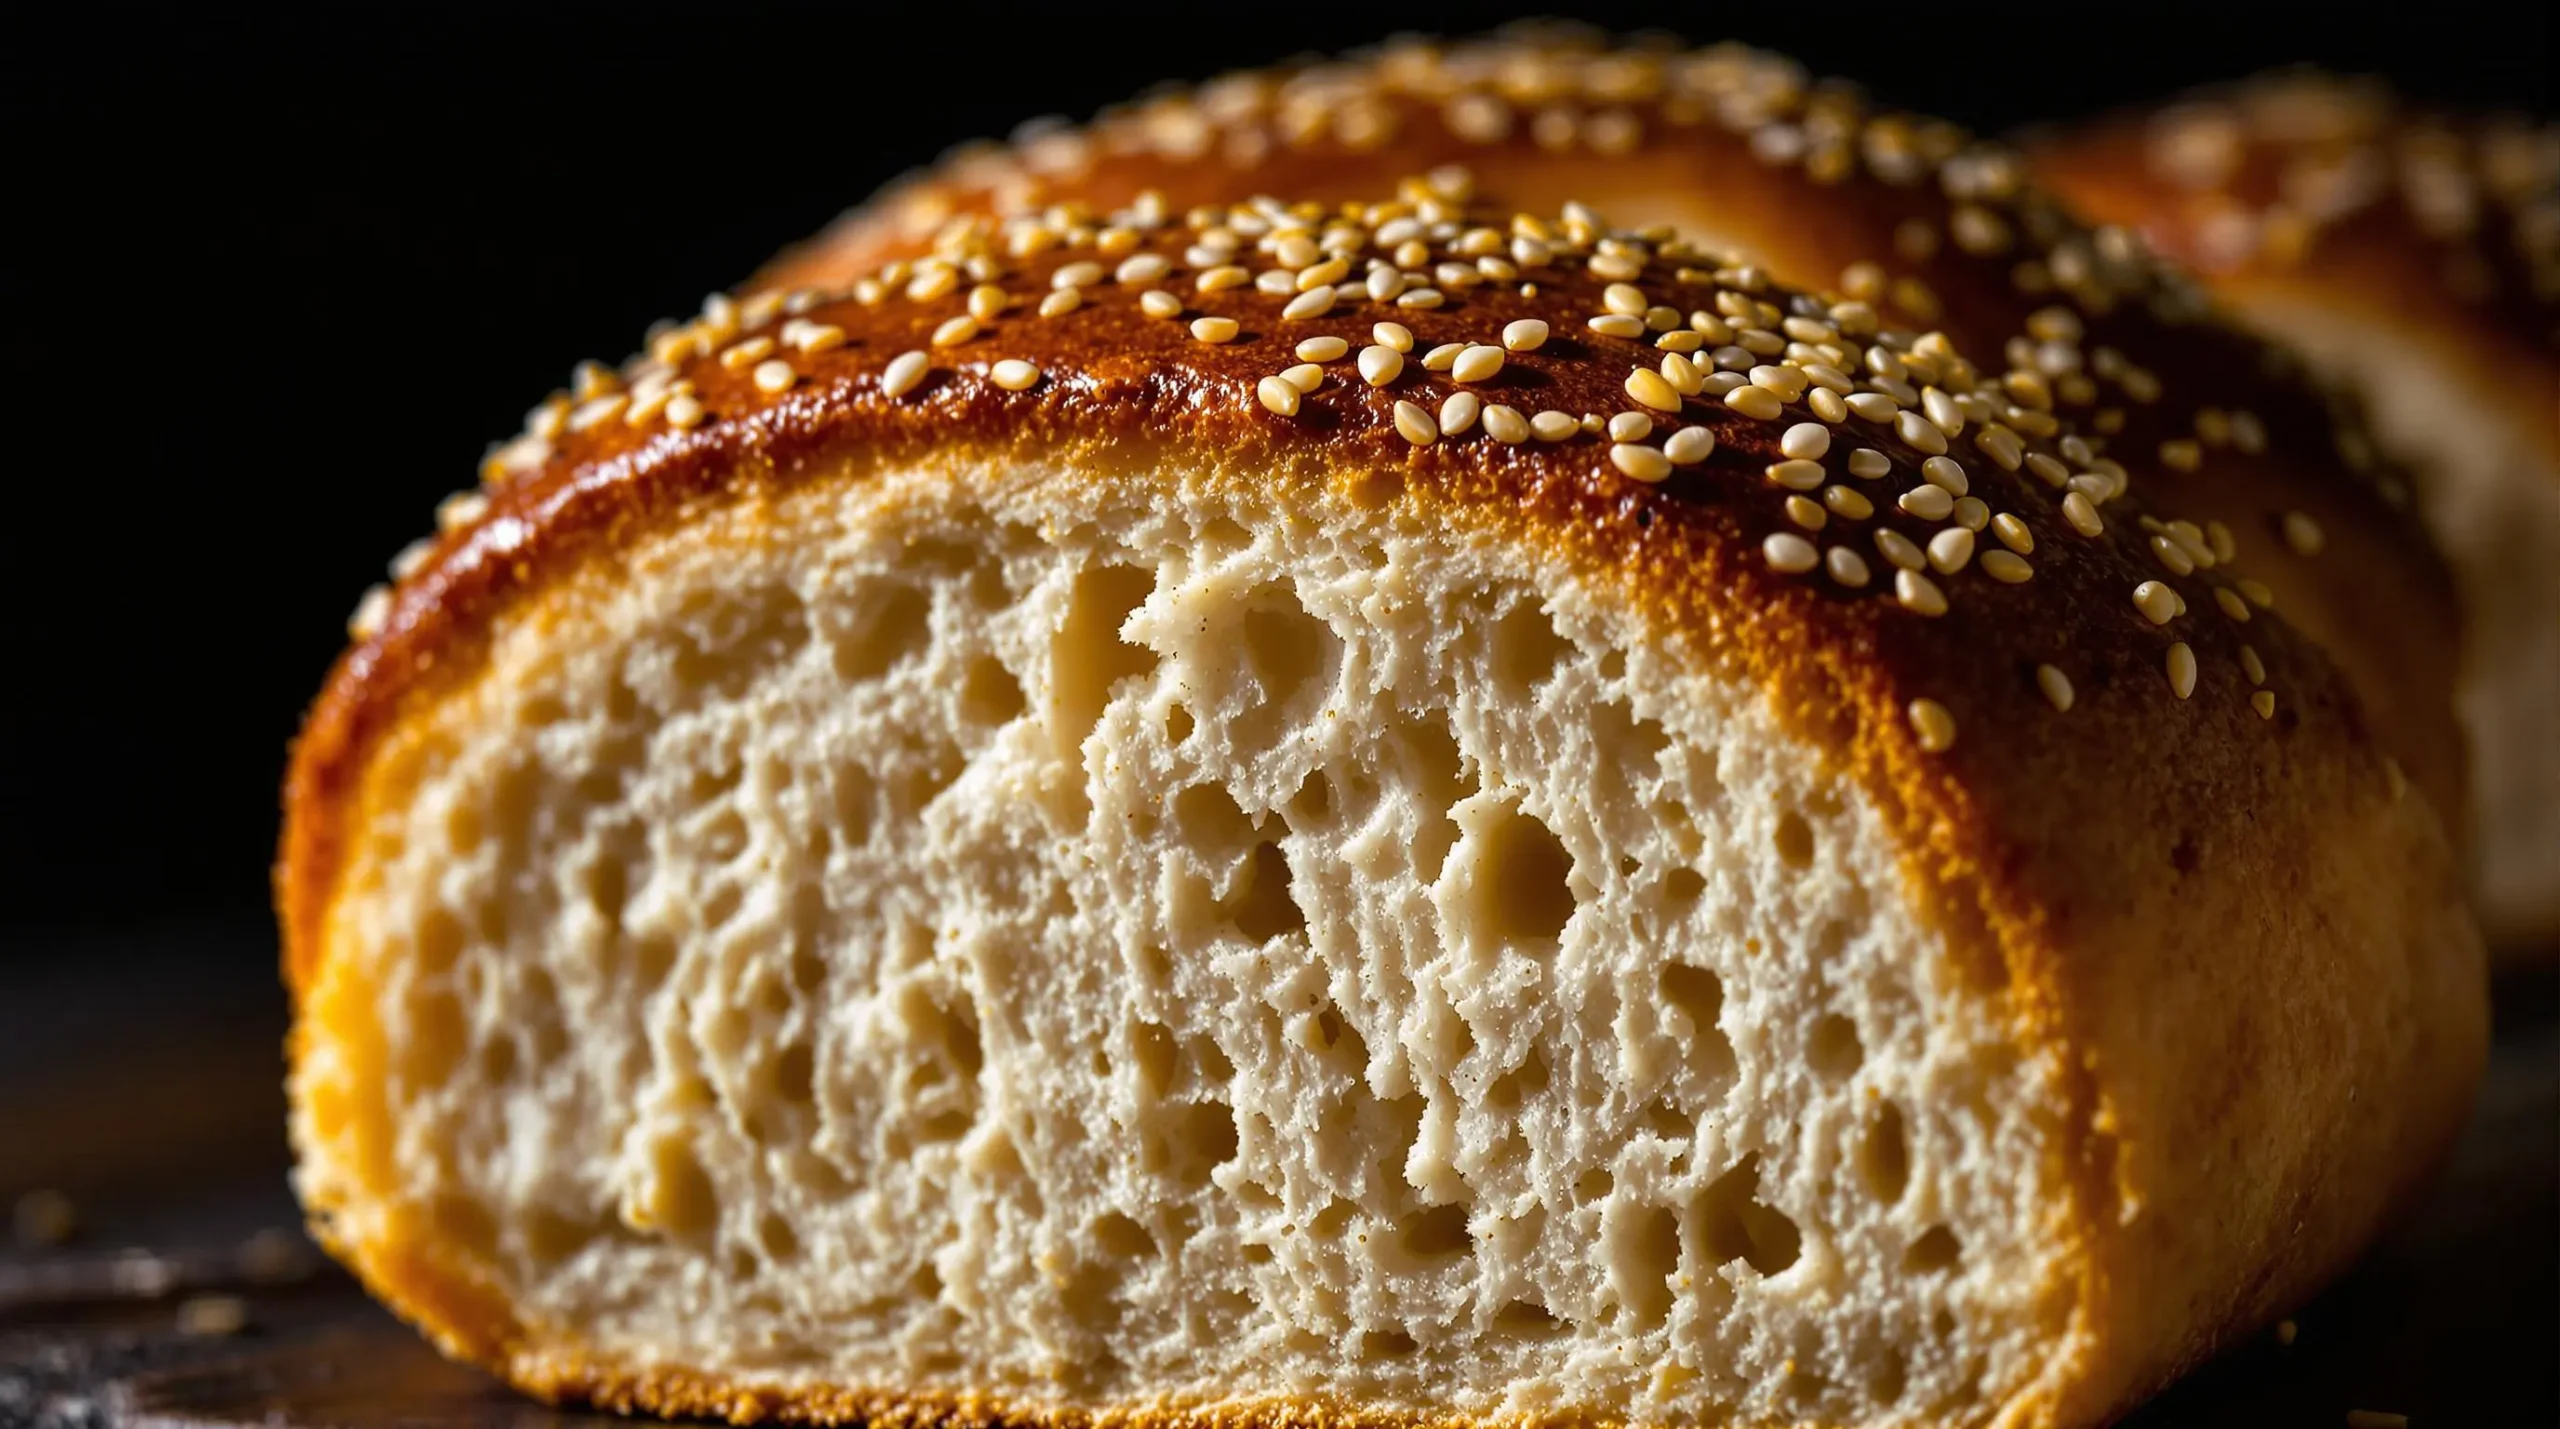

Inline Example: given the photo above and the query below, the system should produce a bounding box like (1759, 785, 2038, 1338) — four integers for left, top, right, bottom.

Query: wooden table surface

(4, 934, 2551, 1428)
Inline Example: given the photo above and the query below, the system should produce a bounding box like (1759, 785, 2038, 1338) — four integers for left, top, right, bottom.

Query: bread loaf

(2022, 73, 2560, 947)
(284, 41, 2486, 1429)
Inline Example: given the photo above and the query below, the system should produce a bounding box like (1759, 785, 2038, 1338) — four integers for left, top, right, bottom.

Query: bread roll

(2021, 73, 2560, 947)
(285, 47, 2484, 1429)
(755, 35, 2469, 849)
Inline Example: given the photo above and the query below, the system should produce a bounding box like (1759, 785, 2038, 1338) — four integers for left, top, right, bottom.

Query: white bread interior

(292, 452, 2067, 1426)
(2235, 289, 2560, 942)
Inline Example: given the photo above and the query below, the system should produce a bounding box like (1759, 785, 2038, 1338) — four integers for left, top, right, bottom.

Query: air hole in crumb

(1774, 809, 1815, 868)
(1870, 1347, 1910, 1405)
(1241, 1243, 1276, 1265)
(1809, 1013, 1865, 1080)
(773, 1042, 814, 1105)
(1230, 843, 1307, 943)
(1486, 1048, 1551, 1111)
(1609, 1205, 1681, 1329)
(911, 1259, 944, 1298)
(1093, 1213, 1155, 1259)
(833, 586, 931, 682)
(1131, 1022, 1178, 1095)
(1287, 768, 1335, 827)
(1149, 1101, 1239, 1187)
(1051, 563, 1158, 755)
(1491, 601, 1574, 693)
(1360, 1329, 1418, 1359)
(1241, 600, 1334, 710)
(959, 655, 1026, 724)
(1164, 702, 1194, 744)
(1309, 1199, 1356, 1238)
(476, 1034, 519, 1084)
(523, 1206, 593, 1265)
(1493, 1300, 1566, 1338)
(1694, 1154, 1801, 1276)
(1905, 1224, 1963, 1273)
(1460, 807, 1575, 950)
(1175, 782, 1259, 850)
(1860, 1103, 1911, 1204)
(1576, 1167, 1615, 1201)
(1664, 867, 1706, 904)
(1398, 1204, 1473, 1260)
(1193, 1038, 1235, 1082)
(1641, 1099, 1692, 1142)
(1401, 721, 1470, 882)
(757, 1212, 800, 1261)
(1199, 516, 1252, 551)
(1657, 963, 1736, 1078)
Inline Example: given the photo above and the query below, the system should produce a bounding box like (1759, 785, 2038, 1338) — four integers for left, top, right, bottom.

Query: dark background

(2, 0, 2552, 972)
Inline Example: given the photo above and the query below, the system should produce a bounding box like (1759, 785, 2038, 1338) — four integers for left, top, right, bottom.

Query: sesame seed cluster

(2119, 75, 2560, 342)
(374, 169, 2351, 762)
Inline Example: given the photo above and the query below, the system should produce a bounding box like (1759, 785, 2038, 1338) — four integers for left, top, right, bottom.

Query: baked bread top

(739, 31, 2466, 843)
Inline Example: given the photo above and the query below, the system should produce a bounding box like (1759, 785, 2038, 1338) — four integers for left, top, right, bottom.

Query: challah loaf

(284, 43, 2485, 1429)
(2022, 73, 2560, 947)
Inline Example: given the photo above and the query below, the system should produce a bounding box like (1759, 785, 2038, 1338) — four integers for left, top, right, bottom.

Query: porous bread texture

(293, 453, 2066, 1428)
(2225, 290, 2560, 944)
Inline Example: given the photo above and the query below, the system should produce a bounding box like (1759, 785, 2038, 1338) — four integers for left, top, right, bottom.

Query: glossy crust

(750, 33, 2468, 838)
(2021, 73, 2560, 947)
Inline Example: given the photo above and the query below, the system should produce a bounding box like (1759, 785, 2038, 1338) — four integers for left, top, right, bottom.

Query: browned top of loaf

(279, 177, 2482, 1429)
(2023, 72, 2560, 358)
(741, 31, 2465, 841)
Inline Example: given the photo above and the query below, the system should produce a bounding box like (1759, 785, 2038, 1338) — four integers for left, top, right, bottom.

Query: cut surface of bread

(299, 459, 2061, 1425)
(286, 114, 2486, 1429)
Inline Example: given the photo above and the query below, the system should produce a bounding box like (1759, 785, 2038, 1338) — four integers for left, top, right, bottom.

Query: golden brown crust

(745, 32, 2467, 850)
(282, 43, 2486, 1429)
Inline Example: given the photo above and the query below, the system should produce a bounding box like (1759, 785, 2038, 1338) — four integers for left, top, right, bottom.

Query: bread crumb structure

(285, 33, 2486, 1429)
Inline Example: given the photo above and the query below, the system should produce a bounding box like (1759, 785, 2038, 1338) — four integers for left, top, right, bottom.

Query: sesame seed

(1979, 550, 2032, 583)
(1896, 569, 1949, 616)
(1826, 546, 1872, 587)
(967, 285, 1008, 323)
(1921, 387, 1965, 437)
(907, 266, 960, 302)
(1603, 283, 1648, 316)
(882, 350, 929, 400)
(1659, 352, 1705, 395)
(1503, 319, 1550, 352)
(1664, 426, 1715, 465)
(1780, 423, 1831, 460)
(2239, 578, 2275, 608)
(1297, 257, 1350, 292)
(1531, 410, 1579, 442)
(2025, 452, 2070, 487)
(1190, 316, 1240, 343)
(1394, 400, 1439, 446)
(1395, 288, 1445, 310)
(1875, 528, 1925, 571)
(1116, 254, 1171, 285)
(2037, 664, 2075, 712)
(1282, 286, 1337, 320)
(1725, 385, 1784, 420)
(1762, 532, 1819, 573)
(1626, 368, 1683, 412)
(1483, 405, 1531, 444)
(348, 584, 393, 640)
(1255, 269, 1296, 296)
(1422, 343, 1464, 373)
(2160, 439, 2202, 472)
(1296, 336, 1348, 362)
(1608, 412, 1654, 443)
(1907, 698, 1958, 752)
(1848, 448, 1891, 479)
(1991, 514, 2034, 554)
(1749, 365, 1810, 401)
(1785, 494, 1826, 530)
(1256, 376, 1302, 416)
(1371, 321, 1414, 353)
(665, 393, 706, 429)
(568, 394, 626, 432)
(1927, 527, 1974, 574)
(2133, 581, 2182, 625)
(1807, 388, 1847, 423)
(2151, 535, 2198, 577)
(931, 314, 980, 347)
(1279, 363, 1324, 394)
(1974, 425, 2023, 471)
(1895, 409, 1950, 455)
(2214, 587, 2252, 621)
(1440, 391, 1481, 436)
(1039, 288, 1081, 318)
(1846, 391, 1901, 422)
(1198, 265, 1251, 293)
(2062, 491, 2105, 537)
(2282, 511, 2326, 556)
(1140, 289, 1187, 320)
(1823, 486, 1874, 520)
(990, 359, 1041, 391)
(1587, 313, 1646, 339)
(752, 359, 795, 394)
(2252, 689, 2277, 720)
(1367, 266, 1405, 302)
(1898, 484, 1956, 521)
(720, 336, 776, 370)
(1612, 443, 1673, 483)
(2239, 644, 2267, 686)
(1452, 345, 1506, 383)
(1763, 459, 1822, 492)
(1919, 456, 1970, 496)
(1358, 346, 1405, 387)
(2166, 643, 2198, 699)
(1054, 261, 1104, 290)
(1953, 498, 1988, 531)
